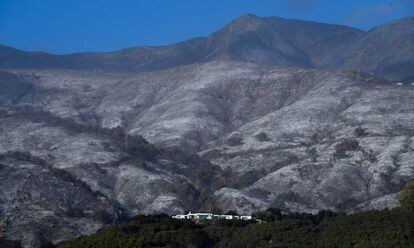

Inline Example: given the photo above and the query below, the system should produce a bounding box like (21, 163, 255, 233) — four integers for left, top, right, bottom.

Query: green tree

(253, 208, 282, 222)
(400, 181, 414, 211)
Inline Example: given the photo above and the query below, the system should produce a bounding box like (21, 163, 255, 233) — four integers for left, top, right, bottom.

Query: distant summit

(0, 14, 413, 81)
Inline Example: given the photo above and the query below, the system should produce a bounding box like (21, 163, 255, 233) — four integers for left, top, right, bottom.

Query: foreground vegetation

(51, 183, 414, 248)
(48, 207, 412, 248)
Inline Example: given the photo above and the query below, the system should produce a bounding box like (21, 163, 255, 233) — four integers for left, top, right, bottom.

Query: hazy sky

(0, 0, 413, 54)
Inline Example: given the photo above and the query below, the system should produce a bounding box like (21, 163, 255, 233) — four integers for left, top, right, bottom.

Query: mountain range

(1, 14, 414, 247)
(1, 14, 414, 82)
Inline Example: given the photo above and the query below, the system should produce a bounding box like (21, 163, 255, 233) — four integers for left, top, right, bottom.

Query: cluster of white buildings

(172, 212, 252, 220)
(396, 82, 414, 86)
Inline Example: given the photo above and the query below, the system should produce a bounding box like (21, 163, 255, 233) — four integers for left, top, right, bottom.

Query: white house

(240, 215, 252, 220)
(172, 212, 252, 221)
(172, 212, 213, 220)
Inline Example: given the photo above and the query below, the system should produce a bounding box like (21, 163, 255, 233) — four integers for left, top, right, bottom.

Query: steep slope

(0, 74, 225, 247)
(323, 16, 414, 82)
(0, 71, 33, 105)
(203, 14, 315, 67)
(0, 150, 121, 248)
(262, 16, 364, 64)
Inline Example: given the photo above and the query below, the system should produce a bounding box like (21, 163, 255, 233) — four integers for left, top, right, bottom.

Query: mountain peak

(238, 13, 260, 20)
(218, 13, 268, 35)
(227, 13, 264, 27)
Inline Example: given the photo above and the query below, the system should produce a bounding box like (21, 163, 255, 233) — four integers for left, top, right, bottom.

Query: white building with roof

(172, 212, 252, 220)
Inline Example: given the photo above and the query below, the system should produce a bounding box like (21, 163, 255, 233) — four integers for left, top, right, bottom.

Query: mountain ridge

(1, 14, 413, 82)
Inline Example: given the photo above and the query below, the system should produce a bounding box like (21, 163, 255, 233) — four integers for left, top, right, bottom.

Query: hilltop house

(172, 212, 252, 220)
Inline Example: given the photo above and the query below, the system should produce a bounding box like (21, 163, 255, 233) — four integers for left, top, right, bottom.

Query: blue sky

(0, 0, 413, 54)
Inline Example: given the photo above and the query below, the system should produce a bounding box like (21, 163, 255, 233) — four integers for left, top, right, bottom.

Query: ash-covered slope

(3, 61, 414, 205)
(1, 61, 414, 246)
(0, 72, 225, 247)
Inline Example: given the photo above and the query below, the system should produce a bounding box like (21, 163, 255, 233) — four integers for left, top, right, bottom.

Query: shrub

(364, 149, 378, 163)
(253, 208, 282, 222)
(66, 207, 85, 218)
(307, 147, 318, 162)
(125, 134, 160, 161)
(333, 139, 360, 160)
(254, 132, 271, 142)
(232, 170, 264, 189)
(226, 137, 243, 146)
(0, 238, 22, 248)
(39, 243, 56, 248)
(226, 132, 243, 146)
(354, 127, 369, 137)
